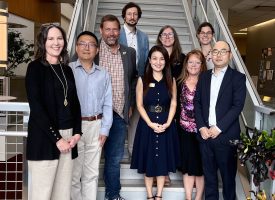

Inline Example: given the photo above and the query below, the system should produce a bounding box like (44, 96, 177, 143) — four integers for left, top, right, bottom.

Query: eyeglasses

(187, 61, 202, 65)
(77, 42, 97, 49)
(211, 49, 230, 56)
(199, 31, 213, 36)
(160, 32, 174, 39)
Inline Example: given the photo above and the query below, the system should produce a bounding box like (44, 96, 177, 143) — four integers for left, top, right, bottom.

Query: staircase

(96, 150, 187, 200)
(94, 0, 194, 54)
(66, 0, 247, 199)
(94, 1, 195, 198)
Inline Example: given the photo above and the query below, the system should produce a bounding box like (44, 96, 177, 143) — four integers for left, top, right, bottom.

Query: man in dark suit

(194, 41, 246, 199)
(95, 14, 136, 200)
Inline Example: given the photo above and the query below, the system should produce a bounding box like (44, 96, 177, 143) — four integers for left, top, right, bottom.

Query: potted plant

(231, 128, 275, 199)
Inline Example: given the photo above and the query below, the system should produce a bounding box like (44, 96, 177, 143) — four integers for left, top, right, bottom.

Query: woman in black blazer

(25, 23, 82, 200)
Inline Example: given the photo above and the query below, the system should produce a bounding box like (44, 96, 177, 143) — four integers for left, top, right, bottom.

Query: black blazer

(194, 66, 246, 144)
(95, 43, 137, 123)
(25, 59, 82, 160)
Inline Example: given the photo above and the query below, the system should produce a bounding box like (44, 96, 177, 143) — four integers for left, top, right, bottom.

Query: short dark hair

(100, 14, 121, 30)
(196, 22, 215, 35)
(121, 2, 142, 19)
(35, 23, 69, 65)
(76, 31, 98, 45)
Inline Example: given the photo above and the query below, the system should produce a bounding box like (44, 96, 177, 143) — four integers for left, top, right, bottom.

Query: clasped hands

(200, 126, 221, 140)
(56, 134, 81, 153)
(149, 122, 170, 134)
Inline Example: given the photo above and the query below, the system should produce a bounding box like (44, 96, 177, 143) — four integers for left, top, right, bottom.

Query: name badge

(149, 83, 155, 87)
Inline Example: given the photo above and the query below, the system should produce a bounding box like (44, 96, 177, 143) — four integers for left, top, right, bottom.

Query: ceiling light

(233, 32, 247, 35)
(253, 19, 275, 27)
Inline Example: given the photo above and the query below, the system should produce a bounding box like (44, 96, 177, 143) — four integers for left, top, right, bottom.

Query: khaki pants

(28, 129, 73, 200)
(71, 120, 102, 200)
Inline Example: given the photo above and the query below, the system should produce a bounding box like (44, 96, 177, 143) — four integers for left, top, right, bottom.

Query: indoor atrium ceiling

(218, 0, 275, 32)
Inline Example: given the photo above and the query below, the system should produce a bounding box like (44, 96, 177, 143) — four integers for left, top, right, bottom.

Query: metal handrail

(0, 131, 27, 137)
(181, 0, 200, 49)
(0, 102, 29, 112)
(67, 0, 83, 56)
(83, 0, 92, 31)
(89, 0, 98, 32)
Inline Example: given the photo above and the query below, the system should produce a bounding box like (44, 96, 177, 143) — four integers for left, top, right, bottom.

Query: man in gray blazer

(95, 14, 136, 200)
(119, 2, 149, 158)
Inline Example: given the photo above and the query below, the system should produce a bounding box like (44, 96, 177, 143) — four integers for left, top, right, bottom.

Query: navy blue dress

(130, 78, 180, 177)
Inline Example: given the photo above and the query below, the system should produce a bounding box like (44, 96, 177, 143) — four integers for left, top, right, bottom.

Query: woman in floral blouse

(177, 49, 207, 200)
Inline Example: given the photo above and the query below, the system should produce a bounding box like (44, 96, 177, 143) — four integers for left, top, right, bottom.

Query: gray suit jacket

(119, 27, 149, 76)
(95, 43, 137, 123)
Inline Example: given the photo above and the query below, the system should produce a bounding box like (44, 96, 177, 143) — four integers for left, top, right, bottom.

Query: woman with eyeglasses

(156, 25, 186, 186)
(196, 22, 215, 69)
(25, 23, 82, 200)
(176, 50, 207, 200)
(156, 25, 186, 80)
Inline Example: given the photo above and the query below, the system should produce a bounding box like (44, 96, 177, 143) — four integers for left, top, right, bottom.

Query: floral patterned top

(179, 82, 197, 133)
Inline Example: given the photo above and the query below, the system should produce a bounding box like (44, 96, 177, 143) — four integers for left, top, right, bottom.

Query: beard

(125, 20, 138, 27)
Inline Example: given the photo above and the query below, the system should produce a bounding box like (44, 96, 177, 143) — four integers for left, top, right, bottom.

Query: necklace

(49, 63, 68, 106)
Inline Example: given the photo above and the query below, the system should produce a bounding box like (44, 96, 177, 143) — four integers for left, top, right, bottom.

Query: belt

(146, 105, 169, 113)
(82, 114, 103, 121)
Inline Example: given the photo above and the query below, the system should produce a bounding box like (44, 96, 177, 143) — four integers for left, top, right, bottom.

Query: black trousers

(199, 140, 237, 200)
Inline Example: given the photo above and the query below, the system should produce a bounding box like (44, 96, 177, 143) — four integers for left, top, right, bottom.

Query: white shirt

(124, 24, 138, 63)
(208, 66, 228, 129)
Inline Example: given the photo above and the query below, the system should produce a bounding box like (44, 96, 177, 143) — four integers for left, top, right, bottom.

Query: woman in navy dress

(131, 45, 179, 200)
(177, 49, 207, 200)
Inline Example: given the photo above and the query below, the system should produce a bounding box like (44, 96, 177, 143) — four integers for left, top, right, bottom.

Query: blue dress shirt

(70, 59, 113, 136)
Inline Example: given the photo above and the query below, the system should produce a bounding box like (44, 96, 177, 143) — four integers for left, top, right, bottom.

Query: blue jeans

(104, 112, 127, 199)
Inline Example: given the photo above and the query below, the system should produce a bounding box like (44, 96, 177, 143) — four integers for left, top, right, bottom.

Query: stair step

(100, 0, 183, 5)
(99, 161, 183, 181)
(95, 0, 194, 54)
(96, 11, 186, 19)
(97, 179, 184, 200)
(98, 4, 185, 13)
(96, 179, 224, 200)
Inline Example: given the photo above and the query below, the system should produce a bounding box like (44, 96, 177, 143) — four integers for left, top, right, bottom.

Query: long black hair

(143, 45, 173, 96)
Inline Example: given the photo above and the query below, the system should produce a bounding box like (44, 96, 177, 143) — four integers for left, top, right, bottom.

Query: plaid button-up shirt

(99, 40, 125, 118)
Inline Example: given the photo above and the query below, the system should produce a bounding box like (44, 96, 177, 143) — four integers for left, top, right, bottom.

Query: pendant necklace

(49, 63, 68, 106)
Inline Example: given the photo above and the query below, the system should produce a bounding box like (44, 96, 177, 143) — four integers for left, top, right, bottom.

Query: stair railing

(67, 0, 83, 57)
(67, 0, 99, 58)
(181, 0, 200, 50)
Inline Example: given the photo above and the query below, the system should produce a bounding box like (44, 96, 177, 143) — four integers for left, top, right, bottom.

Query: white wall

(8, 14, 34, 77)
